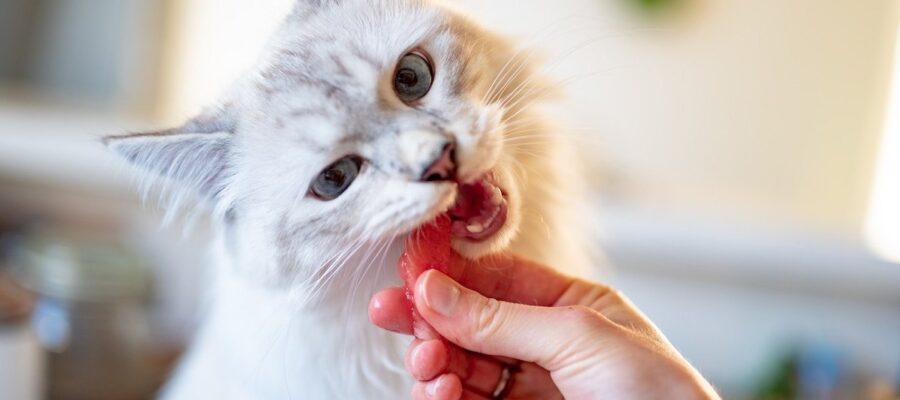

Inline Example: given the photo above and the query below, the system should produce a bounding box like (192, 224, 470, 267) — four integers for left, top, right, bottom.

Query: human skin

(369, 253, 721, 400)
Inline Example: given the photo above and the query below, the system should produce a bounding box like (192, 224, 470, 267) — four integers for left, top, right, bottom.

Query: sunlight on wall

(866, 24, 900, 263)
(458, 0, 896, 236)
(158, 0, 293, 122)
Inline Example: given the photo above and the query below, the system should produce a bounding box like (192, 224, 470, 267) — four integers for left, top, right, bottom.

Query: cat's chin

(451, 223, 517, 260)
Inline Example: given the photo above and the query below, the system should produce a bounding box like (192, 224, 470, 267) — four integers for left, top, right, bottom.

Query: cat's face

(107, 0, 548, 285)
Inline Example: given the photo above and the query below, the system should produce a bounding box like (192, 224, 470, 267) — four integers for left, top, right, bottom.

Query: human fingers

(414, 270, 613, 372)
(406, 339, 505, 395)
(443, 253, 576, 307)
(411, 374, 463, 400)
(368, 286, 414, 334)
(448, 253, 659, 336)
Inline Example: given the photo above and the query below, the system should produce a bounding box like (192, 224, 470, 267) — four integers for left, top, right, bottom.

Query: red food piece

(397, 215, 453, 339)
(397, 181, 498, 338)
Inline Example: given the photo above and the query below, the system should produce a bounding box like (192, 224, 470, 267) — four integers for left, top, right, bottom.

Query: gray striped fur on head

(104, 0, 571, 287)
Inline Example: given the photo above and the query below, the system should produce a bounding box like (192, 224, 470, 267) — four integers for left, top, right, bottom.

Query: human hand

(369, 253, 720, 400)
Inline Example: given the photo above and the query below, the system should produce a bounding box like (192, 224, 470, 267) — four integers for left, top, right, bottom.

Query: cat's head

(106, 0, 552, 285)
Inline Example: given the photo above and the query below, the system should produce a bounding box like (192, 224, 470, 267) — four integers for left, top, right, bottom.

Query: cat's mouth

(447, 178, 508, 242)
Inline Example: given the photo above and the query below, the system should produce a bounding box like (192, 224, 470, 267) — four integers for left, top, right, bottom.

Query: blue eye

(394, 52, 434, 104)
(311, 156, 362, 201)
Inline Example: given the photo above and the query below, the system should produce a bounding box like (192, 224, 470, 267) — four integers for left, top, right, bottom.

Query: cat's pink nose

(421, 142, 457, 182)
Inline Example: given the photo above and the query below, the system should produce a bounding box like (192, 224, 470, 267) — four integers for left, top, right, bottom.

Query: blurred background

(0, 0, 898, 399)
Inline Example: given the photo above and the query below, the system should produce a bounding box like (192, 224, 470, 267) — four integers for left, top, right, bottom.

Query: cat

(105, 0, 589, 398)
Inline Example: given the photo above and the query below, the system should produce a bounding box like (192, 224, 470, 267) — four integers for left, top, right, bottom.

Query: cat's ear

(103, 105, 236, 200)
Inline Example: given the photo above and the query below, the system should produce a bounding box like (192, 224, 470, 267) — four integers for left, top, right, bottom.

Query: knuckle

(606, 287, 626, 303)
(564, 305, 605, 331)
(469, 297, 505, 341)
(587, 284, 626, 310)
(538, 306, 607, 369)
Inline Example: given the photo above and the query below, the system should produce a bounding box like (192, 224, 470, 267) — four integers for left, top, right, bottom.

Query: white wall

(156, 0, 295, 121)
(454, 0, 900, 238)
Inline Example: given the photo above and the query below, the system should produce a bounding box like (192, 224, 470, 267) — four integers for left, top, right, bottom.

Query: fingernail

(422, 272, 460, 316)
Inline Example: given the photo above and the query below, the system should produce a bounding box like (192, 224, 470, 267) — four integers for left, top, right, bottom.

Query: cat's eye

(394, 52, 434, 104)
(310, 156, 362, 201)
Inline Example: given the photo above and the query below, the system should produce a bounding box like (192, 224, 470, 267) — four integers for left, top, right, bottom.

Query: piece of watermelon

(397, 180, 506, 339)
(397, 215, 453, 340)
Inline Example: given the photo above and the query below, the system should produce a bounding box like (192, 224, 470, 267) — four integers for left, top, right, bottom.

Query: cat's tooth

(466, 223, 484, 234)
(486, 205, 501, 223)
(490, 186, 503, 205)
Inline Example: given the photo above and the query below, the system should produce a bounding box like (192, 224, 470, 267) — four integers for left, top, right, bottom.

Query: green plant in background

(628, 0, 682, 14)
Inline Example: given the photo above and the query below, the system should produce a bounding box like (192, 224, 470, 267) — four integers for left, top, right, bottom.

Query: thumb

(414, 270, 610, 371)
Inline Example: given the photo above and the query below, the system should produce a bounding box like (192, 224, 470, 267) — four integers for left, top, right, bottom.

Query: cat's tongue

(448, 180, 507, 242)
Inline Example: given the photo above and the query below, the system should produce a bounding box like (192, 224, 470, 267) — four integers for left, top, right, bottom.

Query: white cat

(106, 0, 588, 398)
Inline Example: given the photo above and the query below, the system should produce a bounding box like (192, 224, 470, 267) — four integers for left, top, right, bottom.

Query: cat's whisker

(500, 123, 543, 135)
(344, 236, 402, 396)
(502, 130, 560, 141)
(495, 39, 588, 111)
(316, 238, 369, 287)
(482, 13, 604, 104)
(345, 236, 390, 317)
(504, 130, 598, 143)
(482, 40, 536, 105)
(496, 62, 551, 111)
(506, 158, 531, 188)
(505, 144, 554, 155)
(498, 81, 561, 120)
(243, 298, 298, 391)
(502, 62, 642, 124)
(366, 237, 407, 377)
(503, 131, 562, 141)
(337, 236, 391, 391)
(498, 32, 636, 118)
(519, 208, 555, 241)
(303, 237, 370, 301)
(483, 24, 569, 106)
(487, 49, 539, 106)
(508, 149, 551, 160)
(504, 128, 612, 148)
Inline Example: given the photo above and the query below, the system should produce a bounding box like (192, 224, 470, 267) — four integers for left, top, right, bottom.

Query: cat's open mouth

(447, 178, 508, 242)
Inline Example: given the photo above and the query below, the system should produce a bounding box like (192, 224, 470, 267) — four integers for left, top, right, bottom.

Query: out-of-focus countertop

(2, 93, 899, 397)
(0, 93, 147, 192)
